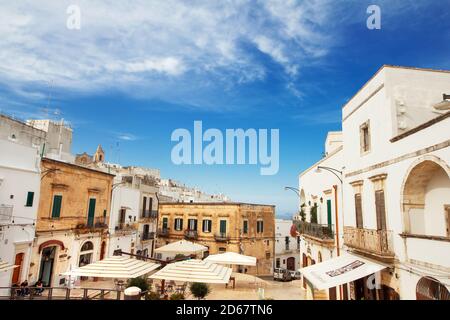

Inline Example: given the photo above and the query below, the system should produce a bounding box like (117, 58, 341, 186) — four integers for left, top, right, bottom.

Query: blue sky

(1, 1, 449, 216)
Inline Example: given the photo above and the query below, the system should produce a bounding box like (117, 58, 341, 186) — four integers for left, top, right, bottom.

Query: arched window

(416, 277, 450, 300)
(81, 241, 93, 252)
(402, 158, 450, 237)
(79, 241, 94, 268)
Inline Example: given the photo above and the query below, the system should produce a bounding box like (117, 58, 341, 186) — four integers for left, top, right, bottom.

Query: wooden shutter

(51, 195, 62, 218)
(243, 220, 248, 234)
(149, 197, 153, 211)
(354, 193, 363, 228)
(220, 220, 227, 234)
(26, 192, 34, 207)
(375, 190, 387, 230)
(142, 197, 147, 217)
(162, 217, 168, 229)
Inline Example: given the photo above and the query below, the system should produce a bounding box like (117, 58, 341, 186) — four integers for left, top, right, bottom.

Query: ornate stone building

(157, 202, 275, 276)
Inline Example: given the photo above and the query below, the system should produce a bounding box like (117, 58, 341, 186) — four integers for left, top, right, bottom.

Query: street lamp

(314, 165, 344, 300)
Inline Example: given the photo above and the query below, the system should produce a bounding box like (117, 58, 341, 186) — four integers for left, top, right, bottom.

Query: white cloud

(117, 133, 138, 141)
(0, 0, 336, 105)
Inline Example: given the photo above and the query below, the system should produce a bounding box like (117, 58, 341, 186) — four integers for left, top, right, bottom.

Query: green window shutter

(51, 195, 62, 218)
(162, 217, 168, 229)
(220, 220, 227, 234)
(26, 192, 34, 207)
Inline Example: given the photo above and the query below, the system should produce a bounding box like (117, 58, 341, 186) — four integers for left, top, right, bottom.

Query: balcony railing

(184, 230, 198, 240)
(140, 210, 158, 220)
(214, 232, 229, 242)
(115, 222, 136, 232)
(0, 205, 13, 223)
(142, 232, 155, 241)
(344, 226, 394, 258)
(157, 228, 170, 237)
(294, 221, 334, 240)
(77, 217, 108, 230)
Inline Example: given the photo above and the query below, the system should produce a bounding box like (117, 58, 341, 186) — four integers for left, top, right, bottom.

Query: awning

(154, 240, 208, 255)
(0, 260, 18, 272)
(299, 252, 388, 290)
(149, 259, 232, 284)
(61, 256, 160, 279)
(204, 252, 257, 266)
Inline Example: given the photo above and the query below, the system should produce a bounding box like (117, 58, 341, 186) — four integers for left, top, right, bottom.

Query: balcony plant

(300, 203, 306, 222)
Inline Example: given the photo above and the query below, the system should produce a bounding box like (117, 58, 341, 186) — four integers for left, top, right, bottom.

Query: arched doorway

(286, 257, 295, 271)
(402, 158, 450, 236)
(416, 277, 450, 300)
(11, 253, 24, 285)
(39, 246, 57, 287)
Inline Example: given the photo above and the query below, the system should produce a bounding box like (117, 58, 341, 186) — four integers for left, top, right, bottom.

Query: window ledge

(399, 233, 450, 242)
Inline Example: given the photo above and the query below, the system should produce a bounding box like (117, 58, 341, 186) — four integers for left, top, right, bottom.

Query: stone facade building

(29, 158, 114, 287)
(157, 202, 275, 276)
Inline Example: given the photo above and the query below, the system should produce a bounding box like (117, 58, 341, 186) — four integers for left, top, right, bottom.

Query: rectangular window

(51, 195, 62, 218)
(219, 220, 227, 234)
(285, 236, 290, 250)
(202, 219, 212, 233)
(174, 218, 183, 231)
(297, 236, 301, 250)
(162, 217, 168, 230)
(257, 220, 264, 233)
(25, 192, 34, 207)
(188, 218, 198, 231)
(354, 193, 363, 228)
(375, 190, 387, 231)
(243, 220, 248, 234)
(276, 258, 280, 268)
(148, 197, 153, 211)
(119, 209, 126, 224)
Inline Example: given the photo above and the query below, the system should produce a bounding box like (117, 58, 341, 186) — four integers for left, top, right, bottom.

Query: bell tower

(94, 144, 105, 163)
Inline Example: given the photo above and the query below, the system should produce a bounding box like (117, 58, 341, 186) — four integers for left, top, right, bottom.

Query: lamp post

(315, 165, 344, 299)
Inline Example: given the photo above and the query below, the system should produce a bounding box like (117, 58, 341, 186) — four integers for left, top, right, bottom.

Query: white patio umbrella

(0, 260, 18, 272)
(154, 240, 208, 255)
(149, 259, 232, 284)
(204, 252, 257, 266)
(61, 256, 160, 279)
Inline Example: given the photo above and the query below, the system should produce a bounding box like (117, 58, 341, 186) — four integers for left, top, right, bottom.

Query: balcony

(75, 217, 108, 233)
(140, 210, 158, 222)
(157, 228, 170, 237)
(142, 231, 155, 241)
(115, 222, 136, 233)
(184, 230, 198, 240)
(214, 232, 229, 242)
(294, 221, 334, 242)
(344, 226, 394, 261)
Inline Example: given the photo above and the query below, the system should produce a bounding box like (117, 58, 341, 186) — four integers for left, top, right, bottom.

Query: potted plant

(170, 292, 185, 300)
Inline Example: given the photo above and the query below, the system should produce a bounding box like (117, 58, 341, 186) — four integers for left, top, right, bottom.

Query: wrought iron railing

(141, 210, 158, 220)
(184, 230, 198, 240)
(157, 228, 170, 237)
(142, 231, 155, 241)
(344, 226, 394, 257)
(0, 286, 122, 300)
(294, 221, 334, 240)
(214, 232, 230, 242)
(83, 216, 108, 229)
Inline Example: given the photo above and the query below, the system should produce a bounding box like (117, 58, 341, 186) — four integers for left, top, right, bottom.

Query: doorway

(39, 246, 56, 287)
(11, 253, 24, 285)
(286, 257, 295, 271)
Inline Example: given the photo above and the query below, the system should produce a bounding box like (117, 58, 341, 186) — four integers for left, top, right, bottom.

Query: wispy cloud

(117, 133, 138, 141)
(0, 0, 336, 107)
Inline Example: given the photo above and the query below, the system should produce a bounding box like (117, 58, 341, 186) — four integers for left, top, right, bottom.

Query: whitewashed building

(0, 115, 45, 289)
(299, 66, 450, 300)
(296, 131, 345, 300)
(159, 179, 230, 203)
(274, 219, 301, 271)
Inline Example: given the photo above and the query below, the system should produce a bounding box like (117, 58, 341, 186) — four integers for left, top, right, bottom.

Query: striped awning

(154, 240, 208, 254)
(150, 259, 232, 284)
(0, 260, 18, 272)
(61, 256, 160, 279)
(204, 252, 257, 266)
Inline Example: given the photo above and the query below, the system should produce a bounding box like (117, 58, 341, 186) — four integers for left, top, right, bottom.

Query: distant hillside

(275, 212, 293, 220)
